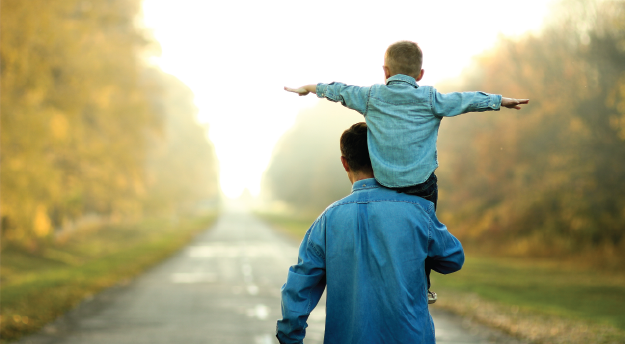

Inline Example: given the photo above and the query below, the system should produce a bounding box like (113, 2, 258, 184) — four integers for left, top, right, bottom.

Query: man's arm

(285, 82, 370, 115)
(427, 212, 465, 274)
(432, 90, 528, 117)
(276, 219, 327, 344)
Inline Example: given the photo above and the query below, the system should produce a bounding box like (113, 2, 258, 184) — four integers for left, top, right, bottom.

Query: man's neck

(350, 171, 374, 184)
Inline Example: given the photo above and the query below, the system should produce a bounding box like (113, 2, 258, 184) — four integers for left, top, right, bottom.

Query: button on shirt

(316, 75, 502, 188)
(276, 179, 465, 344)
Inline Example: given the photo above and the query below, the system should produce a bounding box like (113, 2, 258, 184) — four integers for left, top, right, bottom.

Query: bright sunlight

(141, 0, 554, 198)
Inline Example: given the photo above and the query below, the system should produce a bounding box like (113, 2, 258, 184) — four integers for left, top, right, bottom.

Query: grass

(257, 211, 625, 344)
(431, 257, 625, 343)
(254, 211, 316, 239)
(431, 257, 625, 329)
(0, 213, 218, 343)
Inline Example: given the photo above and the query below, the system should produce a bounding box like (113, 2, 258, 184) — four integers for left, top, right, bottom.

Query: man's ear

(341, 156, 351, 173)
(382, 65, 392, 81)
(416, 69, 425, 82)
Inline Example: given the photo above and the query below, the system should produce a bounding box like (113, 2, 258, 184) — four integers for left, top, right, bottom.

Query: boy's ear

(416, 69, 425, 82)
(383, 65, 392, 81)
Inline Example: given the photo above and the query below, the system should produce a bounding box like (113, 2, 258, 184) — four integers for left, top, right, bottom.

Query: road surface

(18, 201, 526, 344)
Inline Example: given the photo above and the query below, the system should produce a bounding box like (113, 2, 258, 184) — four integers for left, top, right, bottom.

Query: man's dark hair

(340, 122, 373, 174)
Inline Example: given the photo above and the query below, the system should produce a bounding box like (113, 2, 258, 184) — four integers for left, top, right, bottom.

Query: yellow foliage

(433, 0, 625, 256)
(568, 118, 589, 137)
(0, 0, 220, 250)
(614, 74, 625, 140)
(94, 86, 115, 109)
(33, 205, 52, 237)
(50, 112, 68, 140)
(0, 0, 159, 248)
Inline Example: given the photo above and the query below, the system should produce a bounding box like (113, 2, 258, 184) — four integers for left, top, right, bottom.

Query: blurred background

(1, 0, 624, 343)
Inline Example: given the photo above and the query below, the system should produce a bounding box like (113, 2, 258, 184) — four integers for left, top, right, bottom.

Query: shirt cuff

(489, 94, 502, 110)
(316, 83, 328, 98)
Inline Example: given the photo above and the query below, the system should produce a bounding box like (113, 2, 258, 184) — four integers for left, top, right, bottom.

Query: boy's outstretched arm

(284, 85, 317, 96)
(287, 82, 370, 114)
(501, 97, 529, 110)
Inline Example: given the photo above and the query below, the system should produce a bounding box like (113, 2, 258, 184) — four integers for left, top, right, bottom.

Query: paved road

(19, 201, 524, 344)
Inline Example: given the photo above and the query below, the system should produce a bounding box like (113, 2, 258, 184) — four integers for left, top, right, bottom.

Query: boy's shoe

(428, 291, 437, 304)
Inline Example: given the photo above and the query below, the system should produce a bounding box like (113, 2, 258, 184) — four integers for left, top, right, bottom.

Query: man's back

(277, 178, 464, 344)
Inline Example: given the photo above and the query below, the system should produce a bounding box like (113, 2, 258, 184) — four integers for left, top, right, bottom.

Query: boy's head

(384, 41, 424, 81)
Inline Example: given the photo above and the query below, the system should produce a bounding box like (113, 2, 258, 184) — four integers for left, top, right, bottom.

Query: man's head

(383, 40, 424, 81)
(340, 122, 374, 184)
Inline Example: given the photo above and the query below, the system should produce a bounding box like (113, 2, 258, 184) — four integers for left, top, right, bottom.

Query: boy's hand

(284, 85, 317, 96)
(284, 86, 309, 96)
(501, 97, 529, 110)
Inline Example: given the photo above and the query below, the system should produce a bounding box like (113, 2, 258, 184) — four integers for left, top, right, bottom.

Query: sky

(141, 0, 556, 198)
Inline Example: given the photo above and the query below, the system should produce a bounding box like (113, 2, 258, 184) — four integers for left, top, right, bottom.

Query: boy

(285, 40, 528, 304)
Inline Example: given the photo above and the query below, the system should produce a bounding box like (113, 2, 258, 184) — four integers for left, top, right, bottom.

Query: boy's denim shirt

(276, 178, 465, 344)
(316, 74, 502, 188)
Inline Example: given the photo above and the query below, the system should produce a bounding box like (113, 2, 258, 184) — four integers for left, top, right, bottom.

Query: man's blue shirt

(276, 179, 465, 344)
(316, 75, 502, 187)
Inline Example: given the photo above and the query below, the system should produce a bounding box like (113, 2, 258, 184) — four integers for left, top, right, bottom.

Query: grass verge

(0, 213, 218, 343)
(431, 257, 625, 344)
(257, 211, 625, 344)
(254, 212, 315, 239)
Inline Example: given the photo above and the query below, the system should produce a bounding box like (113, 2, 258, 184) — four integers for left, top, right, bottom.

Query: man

(276, 122, 465, 344)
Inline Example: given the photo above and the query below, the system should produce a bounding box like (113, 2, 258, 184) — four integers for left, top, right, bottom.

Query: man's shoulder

(323, 185, 434, 214)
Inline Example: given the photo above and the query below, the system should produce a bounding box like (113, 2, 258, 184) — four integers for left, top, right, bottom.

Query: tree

(435, 0, 625, 257)
(142, 71, 219, 215)
(262, 101, 361, 214)
(1, 0, 220, 251)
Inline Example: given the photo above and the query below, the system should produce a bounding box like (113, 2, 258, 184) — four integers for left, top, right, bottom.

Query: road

(18, 201, 526, 344)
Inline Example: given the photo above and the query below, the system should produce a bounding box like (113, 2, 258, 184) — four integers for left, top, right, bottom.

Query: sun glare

(141, 0, 554, 199)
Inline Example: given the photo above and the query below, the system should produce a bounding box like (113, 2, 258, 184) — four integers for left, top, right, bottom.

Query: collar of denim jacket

(352, 178, 379, 192)
(386, 74, 418, 86)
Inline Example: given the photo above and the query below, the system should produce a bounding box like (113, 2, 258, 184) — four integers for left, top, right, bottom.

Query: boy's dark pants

(392, 173, 438, 291)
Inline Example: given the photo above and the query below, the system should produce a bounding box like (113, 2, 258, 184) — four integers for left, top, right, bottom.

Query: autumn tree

(435, 0, 625, 259)
(262, 0, 625, 263)
(1, 0, 219, 251)
(262, 101, 361, 214)
(142, 71, 219, 215)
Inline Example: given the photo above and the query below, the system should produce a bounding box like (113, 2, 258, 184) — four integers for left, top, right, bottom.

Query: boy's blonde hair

(385, 41, 423, 79)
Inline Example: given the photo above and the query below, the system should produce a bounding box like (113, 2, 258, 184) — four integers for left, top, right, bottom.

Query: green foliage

(0, 214, 217, 343)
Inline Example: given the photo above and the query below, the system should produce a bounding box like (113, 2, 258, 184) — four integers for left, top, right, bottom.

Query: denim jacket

(276, 179, 465, 344)
(316, 75, 502, 187)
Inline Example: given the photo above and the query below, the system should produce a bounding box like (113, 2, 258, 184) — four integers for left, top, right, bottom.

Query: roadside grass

(254, 212, 316, 239)
(431, 256, 625, 329)
(431, 257, 625, 344)
(256, 211, 625, 344)
(0, 213, 218, 343)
